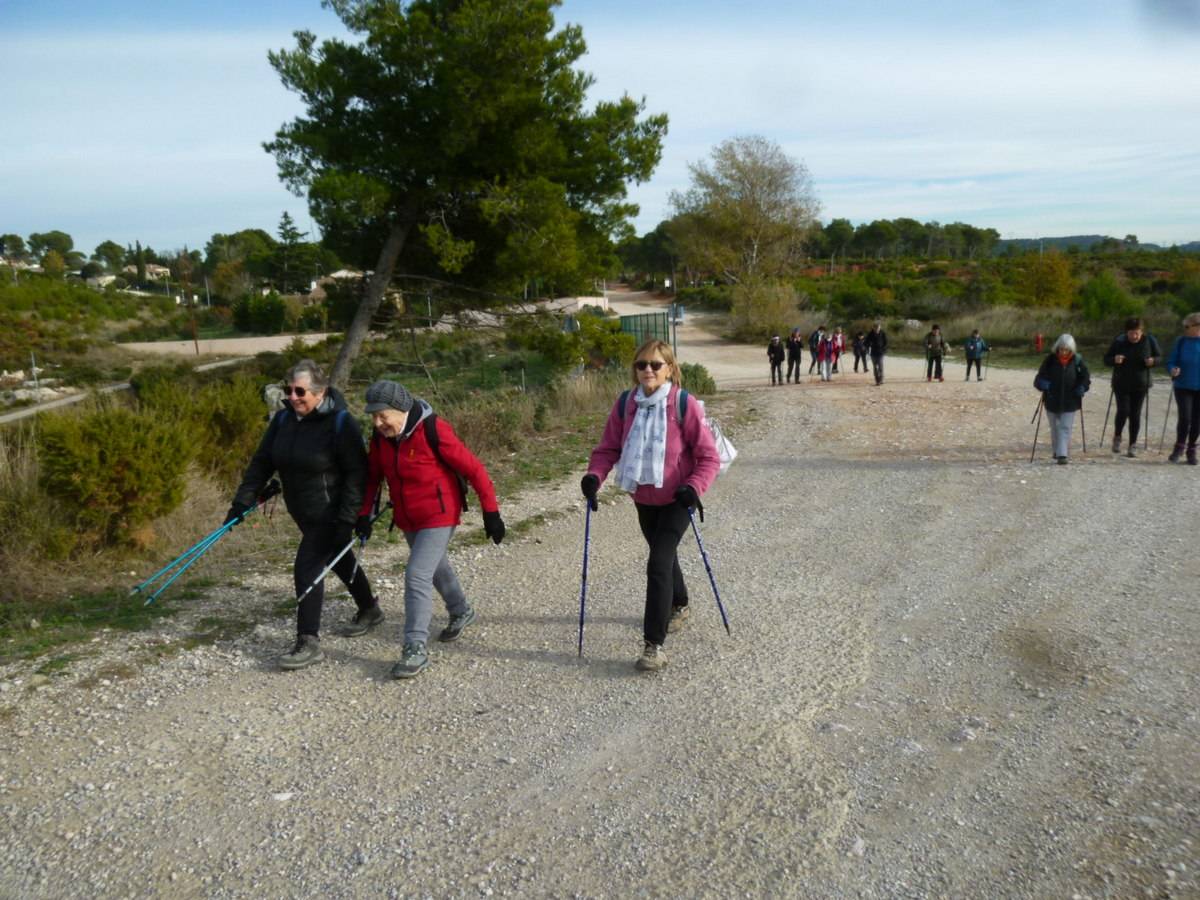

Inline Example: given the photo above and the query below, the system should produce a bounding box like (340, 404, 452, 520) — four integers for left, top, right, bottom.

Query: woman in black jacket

(228, 359, 377, 669)
(1102, 317, 1160, 457)
(1034, 334, 1091, 464)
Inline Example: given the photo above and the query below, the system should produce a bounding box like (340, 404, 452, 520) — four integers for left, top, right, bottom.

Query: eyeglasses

(635, 360, 665, 372)
(284, 385, 309, 397)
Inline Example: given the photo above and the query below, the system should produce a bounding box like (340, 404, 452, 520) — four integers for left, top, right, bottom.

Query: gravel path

(1, 302, 1196, 898)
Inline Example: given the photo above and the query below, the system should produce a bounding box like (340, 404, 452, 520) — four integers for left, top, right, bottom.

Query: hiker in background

(1034, 334, 1091, 465)
(227, 359, 376, 671)
(808, 326, 824, 374)
(1103, 316, 1160, 457)
(852, 331, 869, 373)
(831, 327, 846, 374)
(360, 380, 506, 679)
(1165, 311, 1200, 464)
(818, 330, 836, 382)
(768, 335, 785, 386)
(865, 321, 888, 385)
(925, 324, 947, 382)
(581, 339, 720, 672)
(786, 328, 805, 384)
(964, 329, 989, 382)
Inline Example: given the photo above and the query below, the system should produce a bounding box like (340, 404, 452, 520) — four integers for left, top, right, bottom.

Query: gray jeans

(402, 527, 468, 645)
(1047, 410, 1075, 458)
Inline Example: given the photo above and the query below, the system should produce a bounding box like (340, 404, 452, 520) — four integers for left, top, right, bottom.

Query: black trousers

(1174, 387, 1200, 448)
(635, 501, 691, 646)
(926, 356, 943, 379)
(770, 360, 783, 384)
(1114, 389, 1147, 444)
(786, 356, 802, 382)
(871, 354, 884, 384)
(966, 358, 983, 378)
(295, 521, 375, 636)
(853, 350, 868, 372)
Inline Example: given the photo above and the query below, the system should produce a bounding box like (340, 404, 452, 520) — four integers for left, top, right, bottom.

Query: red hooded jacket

(360, 409, 498, 532)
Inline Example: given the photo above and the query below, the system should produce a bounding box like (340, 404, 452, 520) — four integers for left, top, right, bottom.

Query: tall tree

(275, 211, 308, 293)
(668, 135, 820, 284)
(92, 240, 126, 272)
(824, 218, 854, 263)
(265, 0, 666, 387)
(0, 234, 28, 260)
(41, 249, 66, 280)
(28, 230, 74, 262)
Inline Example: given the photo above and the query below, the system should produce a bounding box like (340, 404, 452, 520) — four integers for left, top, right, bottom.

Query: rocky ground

(0, 301, 1196, 898)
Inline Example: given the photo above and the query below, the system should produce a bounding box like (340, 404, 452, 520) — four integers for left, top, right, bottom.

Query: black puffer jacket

(233, 386, 366, 526)
(1035, 353, 1091, 414)
(1102, 333, 1161, 393)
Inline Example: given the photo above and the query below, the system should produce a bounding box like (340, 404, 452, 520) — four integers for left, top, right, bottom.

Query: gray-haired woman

(1034, 335, 1091, 464)
(228, 359, 377, 669)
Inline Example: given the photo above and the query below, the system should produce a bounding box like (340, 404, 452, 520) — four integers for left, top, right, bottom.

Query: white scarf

(615, 382, 671, 492)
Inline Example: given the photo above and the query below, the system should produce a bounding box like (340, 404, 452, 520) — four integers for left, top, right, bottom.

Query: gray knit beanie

(364, 380, 414, 413)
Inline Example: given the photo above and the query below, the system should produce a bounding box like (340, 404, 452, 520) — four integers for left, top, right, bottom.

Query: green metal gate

(619, 311, 670, 346)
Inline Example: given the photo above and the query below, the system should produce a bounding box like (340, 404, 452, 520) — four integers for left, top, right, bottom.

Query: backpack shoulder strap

(424, 414, 469, 512)
(334, 408, 347, 435)
(676, 388, 689, 425)
(617, 389, 631, 420)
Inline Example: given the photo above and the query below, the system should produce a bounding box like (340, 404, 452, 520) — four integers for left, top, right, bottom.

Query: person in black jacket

(785, 329, 804, 383)
(864, 322, 888, 385)
(767, 335, 785, 385)
(1102, 317, 1160, 457)
(852, 331, 868, 373)
(1034, 335, 1091, 464)
(228, 359, 377, 669)
(808, 326, 824, 374)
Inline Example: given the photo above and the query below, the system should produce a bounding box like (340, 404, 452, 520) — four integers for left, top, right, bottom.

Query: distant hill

(995, 235, 1200, 254)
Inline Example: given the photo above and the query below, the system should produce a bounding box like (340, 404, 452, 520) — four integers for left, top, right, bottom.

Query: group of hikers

(767, 322, 991, 387)
(227, 339, 718, 678)
(1035, 314, 1200, 465)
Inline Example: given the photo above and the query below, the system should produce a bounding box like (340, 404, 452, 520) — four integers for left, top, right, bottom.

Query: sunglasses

(284, 385, 310, 397)
(635, 360, 665, 372)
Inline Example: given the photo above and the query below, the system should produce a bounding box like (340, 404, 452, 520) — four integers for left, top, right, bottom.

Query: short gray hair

(1183, 312, 1200, 328)
(1052, 334, 1077, 354)
(285, 358, 330, 391)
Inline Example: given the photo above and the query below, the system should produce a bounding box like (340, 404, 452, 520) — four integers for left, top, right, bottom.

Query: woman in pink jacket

(581, 339, 721, 672)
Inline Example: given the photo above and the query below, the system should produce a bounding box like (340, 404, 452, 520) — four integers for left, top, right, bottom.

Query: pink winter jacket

(586, 383, 721, 506)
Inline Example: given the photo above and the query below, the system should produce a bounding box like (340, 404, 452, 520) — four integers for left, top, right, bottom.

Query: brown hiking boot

(667, 605, 690, 633)
(635, 641, 667, 672)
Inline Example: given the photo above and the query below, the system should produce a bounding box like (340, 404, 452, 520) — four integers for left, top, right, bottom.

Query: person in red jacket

(357, 380, 505, 680)
(581, 339, 721, 672)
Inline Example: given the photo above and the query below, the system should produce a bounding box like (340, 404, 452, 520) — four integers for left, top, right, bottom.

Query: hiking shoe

(1126, 448, 1137, 458)
(1189, 448, 1198, 466)
(279, 634, 323, 670)
(342, 604, 384, 637)
(1169, 445, 1184, 463)
(1112, 437, 1121, 454)
(1057, 456, 1069, 465)
(635, 641, 667, 672)
(391, 642, 428, 679)
(667, 605, 690, 633)
(438, 607, 476, 642)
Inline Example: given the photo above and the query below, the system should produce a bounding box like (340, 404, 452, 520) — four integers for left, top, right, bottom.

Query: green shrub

(676, 284, 733, 312)
(679, 362, 716, 395)
(1079, 272, 1141, 321)
(37, 406, 194, 547)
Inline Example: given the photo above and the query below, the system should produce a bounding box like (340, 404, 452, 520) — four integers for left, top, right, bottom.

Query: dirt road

(1, 298, 1196, 898)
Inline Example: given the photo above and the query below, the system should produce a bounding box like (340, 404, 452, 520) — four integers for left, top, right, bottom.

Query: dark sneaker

(438, 607, 476, 642)
(635, 641, 667, 672)
(342, 604, 384, 637)
(1112, 437, 1121, 454)
(1126, 448, 1137, 458)
(391, 642, 428, 679)
(1169, 445, 1184, 463)
(279, 634, 323, 670)
(1189, 448, 1198, 466)
(1057, 456, 1069, 465)
(667, 605, 690, 633)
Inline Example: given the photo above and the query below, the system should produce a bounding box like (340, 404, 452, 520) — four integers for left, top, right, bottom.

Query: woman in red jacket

(581, 340, 721, 672)
(357, 380, 505, 679)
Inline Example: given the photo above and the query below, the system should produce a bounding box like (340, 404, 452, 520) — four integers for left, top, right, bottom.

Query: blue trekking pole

(577, 503, 592, 657)
(130, 522, 234, 596)
(143, 528, 231, 605)
(688, 509, 730, 636)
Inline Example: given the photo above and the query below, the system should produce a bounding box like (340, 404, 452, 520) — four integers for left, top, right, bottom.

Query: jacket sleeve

(333, 414, 367, 525)
(1167, 338, 1181, 372)
(587, 396, 628, 485)
(359, 433, 383, 518)
(1077, 359, 1091, 391)
(232, 413, 280, 508)
(432, 418, 499, 514)
(1102, 339, 1120, 367)
(1034, 357, 1052, 391)
(681, 398, 720, 497)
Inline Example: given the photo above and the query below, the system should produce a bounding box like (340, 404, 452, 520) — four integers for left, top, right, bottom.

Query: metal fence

(619, 311, 670, 346)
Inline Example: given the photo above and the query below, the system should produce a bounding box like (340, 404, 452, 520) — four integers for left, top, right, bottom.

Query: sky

(3, 0, 1199, 259)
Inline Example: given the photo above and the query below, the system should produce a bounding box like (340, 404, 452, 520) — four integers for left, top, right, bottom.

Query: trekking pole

(1099, 388, 1113, 445)
(296, 503, 393, 606)
(137, 480, 281, 603)
(349, 491, 385, 586)
(1079, 406, 1087, 454)
(688, 509, 731, 636)
(983, 350, 989, 381)
(577, 503, 592, 657)
(1030, 397, 1044, 463)
(1160, 388, 1173, 452)
(1144, 391, 1150, 451)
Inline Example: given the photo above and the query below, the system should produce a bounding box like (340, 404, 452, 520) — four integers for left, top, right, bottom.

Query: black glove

(354, 515, 373, 542)
(223, 501, 250, 527)
(675, 484, 699, 510)
(331, 522, 353, 547)
(483, 511, 506, 545)
(580, 474, 600, 511)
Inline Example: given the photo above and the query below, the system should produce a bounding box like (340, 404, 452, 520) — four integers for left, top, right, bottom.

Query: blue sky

(3, 0, 1199, 259)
